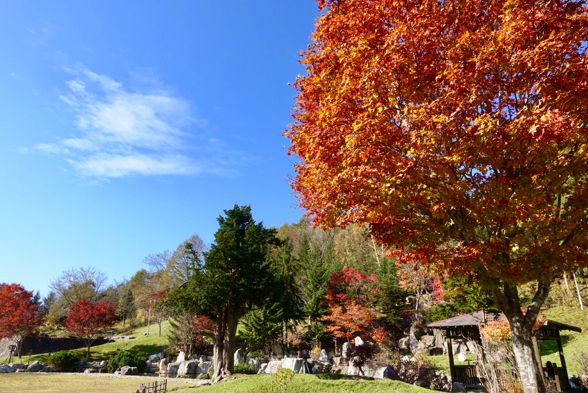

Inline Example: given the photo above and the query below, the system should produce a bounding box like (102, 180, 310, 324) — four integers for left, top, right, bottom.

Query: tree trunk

(86, 344, 91, 361)
(493, 280, 551, 393)
(225, 310, 239, 372)
(212, 312, 228, 383)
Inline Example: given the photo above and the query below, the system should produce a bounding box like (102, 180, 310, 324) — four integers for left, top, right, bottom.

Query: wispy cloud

(33, 65, 239, 179)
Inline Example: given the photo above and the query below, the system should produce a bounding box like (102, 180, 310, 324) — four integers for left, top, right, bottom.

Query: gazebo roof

(425, 311, 581, 333)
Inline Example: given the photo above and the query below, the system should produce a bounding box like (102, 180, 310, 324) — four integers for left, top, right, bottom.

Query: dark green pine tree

(168, 205, 278, 382)
(299, 235, 330, 325)
(376, 258, 406, 328)
(240, 303, 284, 355)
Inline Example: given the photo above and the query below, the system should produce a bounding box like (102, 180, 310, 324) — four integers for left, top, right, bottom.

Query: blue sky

(0, 1, 319, 297)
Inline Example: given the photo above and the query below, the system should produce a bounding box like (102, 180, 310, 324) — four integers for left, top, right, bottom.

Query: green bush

(234, 362, 257, 374)
(107, 350, 146, 373)
(49, 351, 80, 372)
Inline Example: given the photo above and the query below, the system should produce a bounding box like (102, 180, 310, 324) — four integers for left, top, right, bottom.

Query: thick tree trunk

(493, 280, 551, 393)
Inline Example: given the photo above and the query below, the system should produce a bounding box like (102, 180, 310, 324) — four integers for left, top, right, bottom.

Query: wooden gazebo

(425, 311, 581, 391)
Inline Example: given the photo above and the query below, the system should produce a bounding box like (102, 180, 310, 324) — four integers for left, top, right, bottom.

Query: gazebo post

(447, 335, 456, 384)
(556, 331, 569, 387)
(531, 337, 545, 385)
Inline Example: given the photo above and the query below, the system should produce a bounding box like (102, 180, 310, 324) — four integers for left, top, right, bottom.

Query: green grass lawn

(21, 321, 172, 365)
(174, 373, 434, 393)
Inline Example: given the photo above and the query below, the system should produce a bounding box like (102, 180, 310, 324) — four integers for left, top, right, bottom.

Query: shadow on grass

(315, 373, 375, 381)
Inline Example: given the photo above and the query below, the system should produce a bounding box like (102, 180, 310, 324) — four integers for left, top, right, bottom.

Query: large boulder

(167, 362, 180, 375)
(0, 364, 12, 373)
(159, 358, 168, 374)
(258, 363, 268, 374)
(177, 360, 198, 376)
(264, 360, 282, 374)
(282, 358, 304, 373)
(197, 361, 210, 375)
(374, 365, 396, 379)
(9, 364, 24, 372)
(148, 354, 160, 363)
(26, 361, 41, 373)
(319, 349, 329, 364)
(120, 366, 138, 376)
(342, 342, 351, 359)
(249, 358, 261, 372)
(176, 352, 186, 362)
(234, 348, 244, 365)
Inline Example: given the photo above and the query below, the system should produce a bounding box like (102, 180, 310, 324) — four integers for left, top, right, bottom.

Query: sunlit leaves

(286, 0, 588, 284)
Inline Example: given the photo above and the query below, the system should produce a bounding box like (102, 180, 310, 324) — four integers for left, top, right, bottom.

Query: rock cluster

(0, 361, 52, 373)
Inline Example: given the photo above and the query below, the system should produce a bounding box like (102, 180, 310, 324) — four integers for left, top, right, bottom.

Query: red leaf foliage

(0, 283, 44, 342)
(64, 299, 116, 342)
(286, 0, 588, 285)
(322, 268, 384, 341)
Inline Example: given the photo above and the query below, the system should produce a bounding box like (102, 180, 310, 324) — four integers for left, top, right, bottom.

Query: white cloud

(34, 65, 232, 178)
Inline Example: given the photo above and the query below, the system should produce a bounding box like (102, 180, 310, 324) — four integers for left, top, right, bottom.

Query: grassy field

(0, 373, 192, 393)
(14, 321, 173, 366)
(0, 373, 435, 393)
(176, 374, 434, 393)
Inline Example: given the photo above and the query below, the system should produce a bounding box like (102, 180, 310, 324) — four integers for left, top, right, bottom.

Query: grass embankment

(539, 307, 588, 376)
(0, 373, 191, 393)
(22, 321, 172, 365)
(174, 373, 434, 393)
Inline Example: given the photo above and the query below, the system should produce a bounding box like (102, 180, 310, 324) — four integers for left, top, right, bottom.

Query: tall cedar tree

(168, 205, 279, 382)
(285, 1, 588, 391)
(0, 283, 45, 358)
(64, 299, 116, 360)
(299, 235, 330, 324)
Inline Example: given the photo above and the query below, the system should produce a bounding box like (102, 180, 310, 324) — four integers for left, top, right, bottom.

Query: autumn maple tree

(0, 283, 45, 358)
(64, 299, 116, 360)
(322, 268, 381, 342)
(286, 1, 588, 392)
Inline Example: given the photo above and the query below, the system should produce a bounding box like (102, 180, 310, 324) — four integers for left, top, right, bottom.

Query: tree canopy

(169, 205, 279, 381)
(286, 1, 588, 392)
(0, 283, 45, 358)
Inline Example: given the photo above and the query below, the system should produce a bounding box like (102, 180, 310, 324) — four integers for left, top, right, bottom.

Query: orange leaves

(286, 0, 588, 286)
(481, 320, 512, 342)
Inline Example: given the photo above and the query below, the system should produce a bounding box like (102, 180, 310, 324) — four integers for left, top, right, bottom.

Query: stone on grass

(258, 363, 268, 374)
(26, 361, 41, 373)
(159, 358, 168, 373)
(265, 360, 282, 374)
(148, 354, 160, 362)
(197, 361, 210, 375)
(177, 360, 198, 376)
(342, 342, 351, 359)
(167, 362, 180, 375)
(282, 358, 304, 373)
(120, 366, 138, 376)
(234, 348, 244, 365)
(0, 364, 12, 373)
